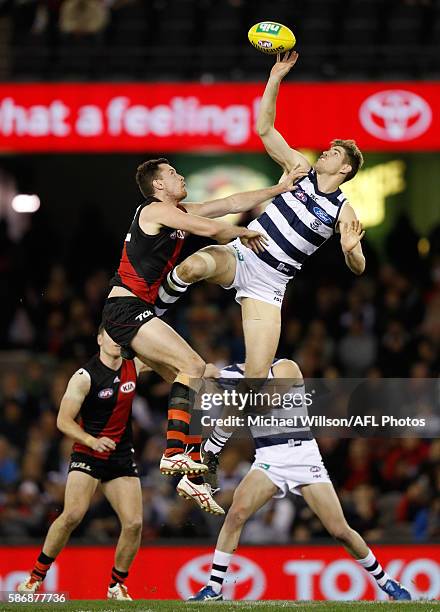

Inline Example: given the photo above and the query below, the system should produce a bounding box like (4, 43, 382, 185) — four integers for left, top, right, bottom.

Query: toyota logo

(176, 553, 266, 600)
(359, 90, 432, 141)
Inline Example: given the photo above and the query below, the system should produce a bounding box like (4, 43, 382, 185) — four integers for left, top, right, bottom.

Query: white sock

(204, 427, 232, 455)
(357, 549, 390, 587)
(207, 549, 232, 594)
(154, 268, 190, 317)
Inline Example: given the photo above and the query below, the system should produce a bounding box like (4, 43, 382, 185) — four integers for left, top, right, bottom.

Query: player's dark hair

(98, 322, 105, 335)
(136, 158, 170, 198)
(331, 139, 364, 183)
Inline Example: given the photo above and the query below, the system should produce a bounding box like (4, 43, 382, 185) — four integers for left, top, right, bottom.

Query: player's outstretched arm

(337, 204, 366, 275)
(257, 52, 311, 173)
(141, 203, 267, 253)
(57, 370, 116, 453)
(184, 166, 307, 218)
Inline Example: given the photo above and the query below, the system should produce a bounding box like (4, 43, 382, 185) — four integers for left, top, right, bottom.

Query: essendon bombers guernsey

(73, 355, 137, 460)
(110, 196, 187, 304)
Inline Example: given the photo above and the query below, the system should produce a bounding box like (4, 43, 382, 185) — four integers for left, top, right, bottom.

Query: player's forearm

(256, 76, 281, 135)
(344, 249, 365, 275)
(57, 416, 95, 447)
(213, 222, 250, 244)
(218, 184, 287, 215)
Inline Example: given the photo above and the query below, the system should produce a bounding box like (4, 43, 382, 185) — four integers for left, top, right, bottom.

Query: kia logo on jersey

(120, 381, 136, 393)
(176, 553, 266, 600)
(98, 388, 114, 399)
(359, 90, 432, 142)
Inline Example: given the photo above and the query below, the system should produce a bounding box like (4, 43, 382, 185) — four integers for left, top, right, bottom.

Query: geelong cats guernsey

(73, 355, 137, 459)
(110, 197, 187, 304)
(248, 168, 347, 277)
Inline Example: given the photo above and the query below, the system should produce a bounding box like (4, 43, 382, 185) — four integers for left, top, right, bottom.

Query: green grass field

(2, 600, 439, 612)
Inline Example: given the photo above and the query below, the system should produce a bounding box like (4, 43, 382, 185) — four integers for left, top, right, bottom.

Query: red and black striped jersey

(73, 355, 137, 460)
(110, 197, 186, 304)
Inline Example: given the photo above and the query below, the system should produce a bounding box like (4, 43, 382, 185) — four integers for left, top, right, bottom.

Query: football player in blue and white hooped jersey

(157, 54, 366, 383)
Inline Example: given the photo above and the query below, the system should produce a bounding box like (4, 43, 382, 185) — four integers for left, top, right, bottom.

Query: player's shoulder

(68, 367, 92, 395)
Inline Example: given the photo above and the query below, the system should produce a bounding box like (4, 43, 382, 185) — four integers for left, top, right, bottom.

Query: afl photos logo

(120, 381, 136, 393)
(176, 553, 266, 600)
(359, 90, 432, 142)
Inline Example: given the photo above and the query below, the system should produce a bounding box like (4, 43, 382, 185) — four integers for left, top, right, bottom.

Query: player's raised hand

(340, 220, 365, 253)
(270, 51, 299, 80)
(240, 229, 268, 254)
(92, 436, 117, 452)
(276, 164, 308, 193)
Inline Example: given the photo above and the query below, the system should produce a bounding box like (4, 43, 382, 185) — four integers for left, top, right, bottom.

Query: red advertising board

(0, 83, 439, 153)
(1, 545, 438, 600)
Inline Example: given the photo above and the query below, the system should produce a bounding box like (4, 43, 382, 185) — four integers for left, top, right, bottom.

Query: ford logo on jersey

(313, 206, 332, 224)
(98, 388, 114, 399)
(121, 381, 136, 393)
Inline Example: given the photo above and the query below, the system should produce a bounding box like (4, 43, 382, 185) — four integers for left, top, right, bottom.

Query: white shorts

(223, 238, 290, 308)
(250, 439, 332, 498)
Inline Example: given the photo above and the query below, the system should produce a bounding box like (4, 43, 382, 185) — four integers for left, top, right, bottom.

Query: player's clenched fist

(91, 436, 117, 452)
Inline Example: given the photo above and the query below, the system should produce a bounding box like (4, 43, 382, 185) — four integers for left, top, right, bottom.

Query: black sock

(110, 567, 129, 588)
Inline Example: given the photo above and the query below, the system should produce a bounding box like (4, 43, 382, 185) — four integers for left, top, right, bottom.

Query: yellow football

(248, 21, 296, 55)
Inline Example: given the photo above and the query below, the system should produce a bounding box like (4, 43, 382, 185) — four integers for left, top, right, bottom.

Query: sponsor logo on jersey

(121, 381, 136, 393)
(232, 244, 244, 261)
(310, 466, 321, 473)
(313, 206, 332, 224)
(294, 189, 308, 203)
(71, 461, 91, 471)
(277, 262, 291, 273)
(257, 22, 281, 34)
(98, 388, 114, 399)
(255, 463, 271, 470)
(310, 218, 322, 231)
(113, 376, 120, 383)
(359, 89, 432, 142)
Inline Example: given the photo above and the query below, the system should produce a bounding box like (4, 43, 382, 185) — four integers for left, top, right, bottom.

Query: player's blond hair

(331, 139, 364, 183)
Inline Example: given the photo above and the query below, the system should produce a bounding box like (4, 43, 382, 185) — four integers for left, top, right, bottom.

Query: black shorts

(102, 296, 156, 349)
(69, 452, 139, 482)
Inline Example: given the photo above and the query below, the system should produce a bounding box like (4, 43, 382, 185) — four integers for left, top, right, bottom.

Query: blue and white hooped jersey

(248, 168, 347, 277)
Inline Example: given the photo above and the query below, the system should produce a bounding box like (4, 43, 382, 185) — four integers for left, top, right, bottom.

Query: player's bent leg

(18, 471, 98, 593)
(102, 476, 143, 600)
(241, 297, 281, 379)
(302, 482, 411, 600)
(177, 245, 236, 287)
(189, 470, 278, 601)
(130, 318, 208, 475)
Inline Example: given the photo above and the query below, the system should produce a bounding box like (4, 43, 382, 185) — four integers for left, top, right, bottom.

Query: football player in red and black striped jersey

(103, 158, 298, 509)
(18, 325, 149, 601)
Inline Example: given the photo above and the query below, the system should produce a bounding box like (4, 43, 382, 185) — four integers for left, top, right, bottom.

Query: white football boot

(107, 583, 132, 600)
(160, 452, 208, 475)
(176, 475, 224, 515)
(17, 576, 42, 593)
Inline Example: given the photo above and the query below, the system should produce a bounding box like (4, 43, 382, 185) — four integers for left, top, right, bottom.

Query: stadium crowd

(0, 207, 439, 545)
(1, 0, 438, 80)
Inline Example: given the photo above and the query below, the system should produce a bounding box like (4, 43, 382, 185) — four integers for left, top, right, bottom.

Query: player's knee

(274, 359, 303, 380)
(60, 509, 85, 531)
(327, 520, 352, 543)
(177, 255, 208, 283)
(122, 516, 143, 536)
(226, 503, 252, 529)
